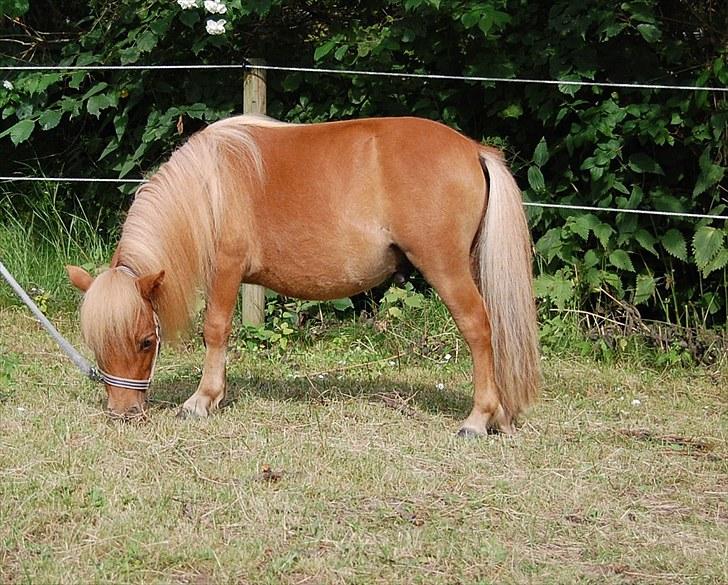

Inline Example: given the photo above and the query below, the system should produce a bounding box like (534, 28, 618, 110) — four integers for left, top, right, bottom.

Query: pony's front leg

(179, 260, 242, 418)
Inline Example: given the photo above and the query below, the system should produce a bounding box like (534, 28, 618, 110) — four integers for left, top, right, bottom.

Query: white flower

(205, 18, 226, 35)
(2, 80, 13, 90)
(177, 0, 197, 9)
(436, 383, 445, 390)
(631, 399, 641, 406)
(444, 353, 452, 361)
(204, 0, 227, 14)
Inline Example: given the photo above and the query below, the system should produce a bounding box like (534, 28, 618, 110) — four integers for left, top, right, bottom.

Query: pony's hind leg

(179, 257, 242, 418)
(408, 255, 512, 435)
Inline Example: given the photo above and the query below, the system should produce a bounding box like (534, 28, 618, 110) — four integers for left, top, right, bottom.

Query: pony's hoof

(176, 407, 205, 419)
(497, 422, 515, 436)
(457, 427, 485, 438)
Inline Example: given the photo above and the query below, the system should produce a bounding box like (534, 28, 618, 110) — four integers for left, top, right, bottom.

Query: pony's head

(67, 265, 164, 417)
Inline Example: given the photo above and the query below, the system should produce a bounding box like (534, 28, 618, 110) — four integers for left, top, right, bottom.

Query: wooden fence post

(241, 59, 267, 326)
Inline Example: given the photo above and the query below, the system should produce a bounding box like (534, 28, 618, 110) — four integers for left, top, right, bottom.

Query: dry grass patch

(1, 307, 726, 584)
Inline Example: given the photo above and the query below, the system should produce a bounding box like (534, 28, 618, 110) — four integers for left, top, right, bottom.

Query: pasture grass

(1, 307, 726, 584)
(0, 188, 112, 309)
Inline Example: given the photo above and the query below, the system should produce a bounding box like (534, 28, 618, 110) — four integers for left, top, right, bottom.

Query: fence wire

(1, 61, 726, 92)
(1, 61, 726, 220)
(1, 176, 726, 221)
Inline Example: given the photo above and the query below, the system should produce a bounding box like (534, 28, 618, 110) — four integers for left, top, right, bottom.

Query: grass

(0, 198, 726, 582)
(1, 305, 726, 584)
(0, 188, 112, 309)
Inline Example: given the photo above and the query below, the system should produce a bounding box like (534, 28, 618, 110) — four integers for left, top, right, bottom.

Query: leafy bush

(1, 0, 726, 325)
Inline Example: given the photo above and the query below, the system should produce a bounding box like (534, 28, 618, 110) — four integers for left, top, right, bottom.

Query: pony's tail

(476, 146, 541, 420)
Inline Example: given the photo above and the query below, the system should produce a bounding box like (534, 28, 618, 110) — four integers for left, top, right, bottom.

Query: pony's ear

(66, 265, 94, 293)
(136, 270, 165, 302)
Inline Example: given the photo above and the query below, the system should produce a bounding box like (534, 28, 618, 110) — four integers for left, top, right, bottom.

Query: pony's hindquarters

(477, 147, 541, 419)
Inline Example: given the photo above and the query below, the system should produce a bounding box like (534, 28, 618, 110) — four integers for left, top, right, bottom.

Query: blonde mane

(80, 269, 147, 363)
(81, 115, 276, 350)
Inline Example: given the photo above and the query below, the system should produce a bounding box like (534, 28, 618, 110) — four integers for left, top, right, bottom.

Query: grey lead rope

(0, 258, 101, 382)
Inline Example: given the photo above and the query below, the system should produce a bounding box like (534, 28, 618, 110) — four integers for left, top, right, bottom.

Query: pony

(67, 115, 540, 435)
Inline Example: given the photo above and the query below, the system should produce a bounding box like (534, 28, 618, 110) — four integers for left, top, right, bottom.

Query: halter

(95, 266, 162, 392)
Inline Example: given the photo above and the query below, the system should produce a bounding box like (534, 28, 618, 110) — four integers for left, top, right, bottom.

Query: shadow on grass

(148, 370, 471, 420)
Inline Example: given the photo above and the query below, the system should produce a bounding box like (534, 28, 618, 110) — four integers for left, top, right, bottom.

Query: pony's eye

(140, 338, 154, 352)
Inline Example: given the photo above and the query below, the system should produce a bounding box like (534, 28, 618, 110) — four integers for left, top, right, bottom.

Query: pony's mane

(80, 269, 146, 363)
(89, 115, 282, 341)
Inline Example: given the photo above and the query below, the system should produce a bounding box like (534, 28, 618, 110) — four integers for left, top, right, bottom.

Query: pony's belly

(249, 246, 399, 301)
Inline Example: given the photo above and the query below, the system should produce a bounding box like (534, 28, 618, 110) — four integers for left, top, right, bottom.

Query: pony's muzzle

(105, 385, 147, 419)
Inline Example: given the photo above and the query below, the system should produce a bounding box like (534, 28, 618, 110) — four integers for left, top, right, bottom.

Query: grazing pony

(67, 115, 539, 435)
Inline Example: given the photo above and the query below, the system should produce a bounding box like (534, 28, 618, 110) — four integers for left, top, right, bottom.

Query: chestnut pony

(67, 115, 539, 435)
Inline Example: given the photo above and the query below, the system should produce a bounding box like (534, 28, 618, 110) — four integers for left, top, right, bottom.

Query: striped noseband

(96, 266, 161, 392)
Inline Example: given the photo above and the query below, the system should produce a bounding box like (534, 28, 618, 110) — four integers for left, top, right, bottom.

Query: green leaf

(282, 74, 302, 92)
(500, 103, 523, 119)
(568, 213, 599, 240)
(119, 47, 140, 65)
(403, 293, 425, 308)
(0, 118, 36, 145)
(693, 226, 724, 270)
(694, 147, 725, 196)
(583, 249, 600, 268)
(636, 23, 661, 43)
(87, 94, 112, 117)
(82, 82, 109, 100)
(114, 113, 128, 140)
(579, 156, 596, 171)
(387, 306, 403, 318)
(527, 166, 546, 193)
(533, 137, 549, 167)
(478, 14, 494, 35)
(535, 228, 562, 262)
(330, 298, 353, 312)
(26, 73, 61, 96)
(634, 274, 656, 304)
(625, 186, 643, 208)
(334, 44, 348, 61)
(314, 40, 337, 61)
(136, 30, 158, 53)
(701, 248, 728, 277)
(634, 228, 658, 256)
(99, 138, 119, 161)
(651, 192, 684, 213)
(461, 10, 481, 29)
(661, 229, 687, 261)
(38, 110, 62, 130)
(68, 71, 85, 90)
(628, 152, 664, 175)
(117, 158, 136, 179)
(179, 9, 200, 27)
(533, 273, 574, 309)
(600, 270, 624, 295)
(59, 96, 82, 117)
(609, 250, 635, 272)
(593, 223, 615, 248)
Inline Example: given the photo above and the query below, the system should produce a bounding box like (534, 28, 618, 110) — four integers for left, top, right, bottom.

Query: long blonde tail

(477, 147, 541, 418)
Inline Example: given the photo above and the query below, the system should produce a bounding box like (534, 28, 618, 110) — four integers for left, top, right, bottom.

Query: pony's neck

(107, 115, 265, 337)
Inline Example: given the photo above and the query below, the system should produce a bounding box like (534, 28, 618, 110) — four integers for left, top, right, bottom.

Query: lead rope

(0, 259, 161, 390)
(0, 258, 102, 382)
